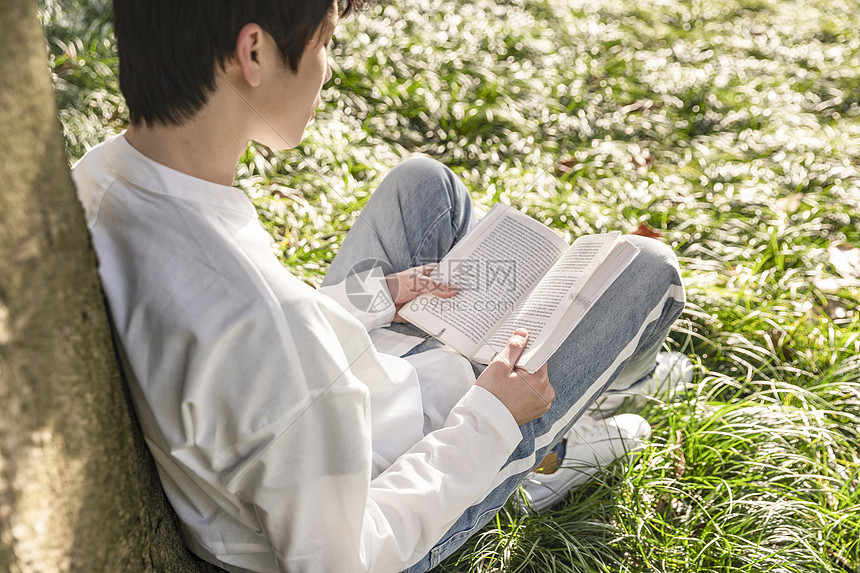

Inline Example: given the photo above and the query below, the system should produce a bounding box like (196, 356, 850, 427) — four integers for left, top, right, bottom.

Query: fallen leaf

(775, 192, 803, 213)
(768, 329, 797, 361)
(631, 149, 654, 173)
(828, 243, 860, 279)
(825, 299, 849, 321)
(619, 99, 660, 114)
(556, 157, 577, 177)
(673, 429, 686, 478)
(632, 222, 662, 239)
(829, 551, 856, 573)
(534, 450, 560, 474)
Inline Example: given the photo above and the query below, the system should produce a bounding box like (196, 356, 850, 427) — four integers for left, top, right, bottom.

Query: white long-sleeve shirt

(71, 134, 523, 572)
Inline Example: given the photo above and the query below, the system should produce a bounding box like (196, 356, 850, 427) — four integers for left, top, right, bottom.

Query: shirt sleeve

(231, 388, 521, 572)
(218, 301, 522, 572)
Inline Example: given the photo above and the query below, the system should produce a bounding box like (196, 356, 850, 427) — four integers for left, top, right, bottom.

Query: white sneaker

(515, 413, 652, 514)
(588, 351, 693, 417)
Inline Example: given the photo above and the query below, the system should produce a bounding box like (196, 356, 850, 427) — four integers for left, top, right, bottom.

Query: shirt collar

(103, 132, 257, 217)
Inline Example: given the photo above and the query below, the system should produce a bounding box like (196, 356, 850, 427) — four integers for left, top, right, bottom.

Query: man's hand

(476, 329, 554, 426)
(385, 263, 458, 323)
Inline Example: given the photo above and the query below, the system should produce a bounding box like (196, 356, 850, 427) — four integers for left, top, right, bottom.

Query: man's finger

(496, 328, 528, 370)
(415, 263, 437, 276)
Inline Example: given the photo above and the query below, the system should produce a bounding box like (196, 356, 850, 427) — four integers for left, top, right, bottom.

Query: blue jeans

(322, 157, 686, 572)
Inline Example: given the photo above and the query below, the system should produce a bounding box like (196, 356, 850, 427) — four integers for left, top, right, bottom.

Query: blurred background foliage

(40, 0, 860, 570)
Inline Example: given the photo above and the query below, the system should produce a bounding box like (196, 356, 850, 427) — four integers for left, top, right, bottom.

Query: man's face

(254, 12, 337, 149)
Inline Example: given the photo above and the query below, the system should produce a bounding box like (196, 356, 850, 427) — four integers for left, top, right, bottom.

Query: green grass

(40, 0, 860, 570)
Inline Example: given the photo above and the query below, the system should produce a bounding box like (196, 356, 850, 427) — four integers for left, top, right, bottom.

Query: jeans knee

(380, 156, 463, 210)
(391, 155, 451, 180)
(372, 156, 474, 246)
(624, 235, 682, 288)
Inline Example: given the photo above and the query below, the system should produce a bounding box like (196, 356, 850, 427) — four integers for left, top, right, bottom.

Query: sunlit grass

(40, 0, 860, 570)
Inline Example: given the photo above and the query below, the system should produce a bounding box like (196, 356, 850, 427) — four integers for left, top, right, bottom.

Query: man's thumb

(496, 328, 528, 370)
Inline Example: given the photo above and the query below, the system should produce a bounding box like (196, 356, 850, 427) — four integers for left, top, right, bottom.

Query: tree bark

(0, 1, 219, 571)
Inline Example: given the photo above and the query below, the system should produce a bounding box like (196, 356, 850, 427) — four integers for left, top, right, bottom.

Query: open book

(398, 204, 640, 373)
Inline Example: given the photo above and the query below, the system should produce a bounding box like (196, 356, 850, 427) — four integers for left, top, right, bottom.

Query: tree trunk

(0, 1, 219, 571)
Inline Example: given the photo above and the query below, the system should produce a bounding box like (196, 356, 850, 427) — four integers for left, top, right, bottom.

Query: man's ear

(233, 23, 266, 88)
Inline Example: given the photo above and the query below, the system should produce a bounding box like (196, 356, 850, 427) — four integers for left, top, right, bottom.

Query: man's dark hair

(113, 0, 361, 126)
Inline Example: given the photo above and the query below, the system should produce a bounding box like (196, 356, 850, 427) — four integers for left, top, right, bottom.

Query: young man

(72, 1, 687, 571)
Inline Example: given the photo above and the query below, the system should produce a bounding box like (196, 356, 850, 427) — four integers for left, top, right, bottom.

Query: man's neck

(124, 104, 249, 187)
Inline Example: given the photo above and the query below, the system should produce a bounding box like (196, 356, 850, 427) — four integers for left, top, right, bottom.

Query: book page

(476, 233, 622, 365)
(522, 238, 640, 371)
(399, 204, 568, 357)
